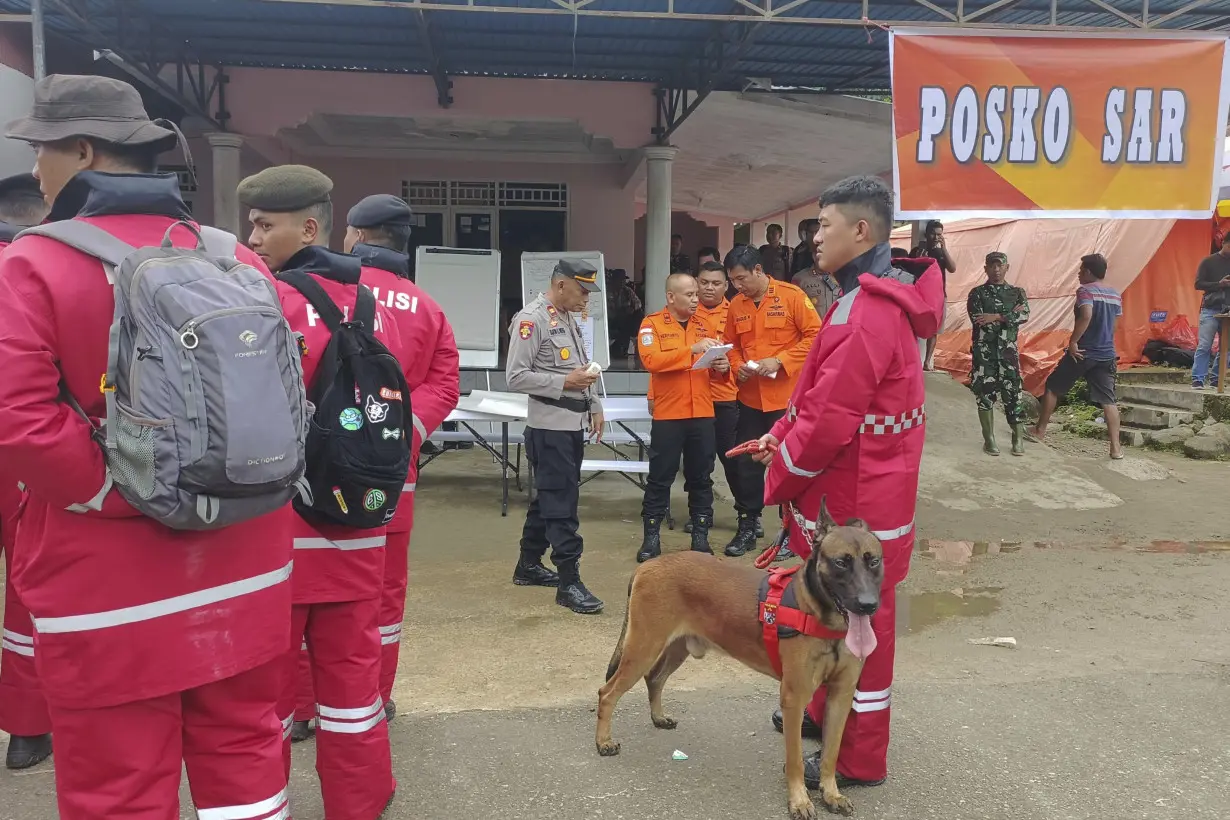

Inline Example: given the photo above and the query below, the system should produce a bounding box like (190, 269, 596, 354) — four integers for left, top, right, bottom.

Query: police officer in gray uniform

(507, 259, 605, 614)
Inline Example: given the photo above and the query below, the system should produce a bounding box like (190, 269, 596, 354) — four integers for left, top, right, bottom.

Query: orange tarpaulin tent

(892, 218, 1212, 394)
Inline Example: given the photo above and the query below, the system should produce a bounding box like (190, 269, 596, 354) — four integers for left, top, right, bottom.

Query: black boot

(755, 518, 765, 538)
(637, 516, 662, 563)
(556, 564, 604, 614)
(4, 734, 51, 770)
(771, 531, 796, 563)
(690, 515, 713, 553)
(803, 750, 886, 790)
(384, 699, 396, 723)
(724, 513, 758, 557)
(512, 555, 559, 587)
(289, 720, 313, 743)
(683, 519, 694, 534)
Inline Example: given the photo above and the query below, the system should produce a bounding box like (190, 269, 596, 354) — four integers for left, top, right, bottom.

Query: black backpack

(278, 271, 412, 529)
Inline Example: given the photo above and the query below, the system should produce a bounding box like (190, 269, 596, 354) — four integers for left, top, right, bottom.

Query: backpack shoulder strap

(18, 220, 135, 284)
(278, 270, 345, 332)
(354, 283, 376, 331)
(198, 225, 239, 258)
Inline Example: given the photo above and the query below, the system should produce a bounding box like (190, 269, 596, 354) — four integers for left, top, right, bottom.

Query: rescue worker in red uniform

(0, 172, 53, 771)
(0, 75, 294, 820)
(240, 166, 400, 820)
(756, 176, 942, 790)
(289, 195, 460, 738)
(635, 272, 730, 561)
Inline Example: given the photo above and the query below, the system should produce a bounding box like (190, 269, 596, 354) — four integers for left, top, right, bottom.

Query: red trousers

(295, 510, 414, 721)
(805, 585, 897, 782)
(281, 599, 395, 820)
(47, 657, 288, 820)
(0, 542, 50, 737)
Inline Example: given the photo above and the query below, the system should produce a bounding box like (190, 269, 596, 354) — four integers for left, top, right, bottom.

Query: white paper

(692, 344, 733, 370)
(746, 359, 778, 379)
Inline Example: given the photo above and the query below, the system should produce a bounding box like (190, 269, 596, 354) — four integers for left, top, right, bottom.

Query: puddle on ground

(898, 586, 1003, 632)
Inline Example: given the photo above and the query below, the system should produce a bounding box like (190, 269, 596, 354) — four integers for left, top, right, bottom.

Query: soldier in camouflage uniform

(967, 251, 1031, 456)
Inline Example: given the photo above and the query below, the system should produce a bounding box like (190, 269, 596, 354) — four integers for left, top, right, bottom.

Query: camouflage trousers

(970, 349, 1026, 424)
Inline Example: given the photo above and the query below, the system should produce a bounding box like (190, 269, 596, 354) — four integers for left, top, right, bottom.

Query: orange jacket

(724, 280, 821, 412)
(694, 299, 737, 403)
(638, 309, 720, 420)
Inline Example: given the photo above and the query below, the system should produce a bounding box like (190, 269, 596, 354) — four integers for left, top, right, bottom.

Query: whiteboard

(415, 246, 501, 369)
(520, 251, 610, 370)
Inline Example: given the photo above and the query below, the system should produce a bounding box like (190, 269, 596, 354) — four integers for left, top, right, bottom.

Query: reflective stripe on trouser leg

(293, 643, 315, 722)
(309, 597, 396, 820)
(380, 526, 413, 703)
(805, 584, 897, 782)
(183, 658, 290, 820)
(0, 557, 51, 736)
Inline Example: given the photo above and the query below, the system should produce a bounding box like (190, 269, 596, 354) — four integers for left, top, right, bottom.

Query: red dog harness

(758, 566, 847, 678)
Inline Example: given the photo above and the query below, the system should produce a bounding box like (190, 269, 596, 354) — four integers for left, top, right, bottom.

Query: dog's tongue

(844, 615, 878, 660)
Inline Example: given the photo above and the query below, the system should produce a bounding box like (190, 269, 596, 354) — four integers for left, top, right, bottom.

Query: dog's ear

(843, 517, 870, 532)
(817, 497, 839, 535)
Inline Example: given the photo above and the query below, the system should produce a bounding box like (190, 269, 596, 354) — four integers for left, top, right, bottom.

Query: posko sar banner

(889, 30, 1230, 219)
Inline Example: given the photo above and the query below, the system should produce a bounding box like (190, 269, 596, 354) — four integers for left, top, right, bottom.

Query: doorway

(497, 209, 567, 358)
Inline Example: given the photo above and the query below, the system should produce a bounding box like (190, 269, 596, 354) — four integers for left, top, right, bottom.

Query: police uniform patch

(560, 347, 571, 361)
(519, 320, 534, 339)
(805, 296, 815, 311)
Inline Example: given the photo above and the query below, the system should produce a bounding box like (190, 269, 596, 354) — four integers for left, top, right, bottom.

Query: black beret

(553, 258, 601, 292)
(985, 251, 1008, 265)
(347, 194, 412, 229)
(237, 165, 332, 212)
(0, 173, 40, 199)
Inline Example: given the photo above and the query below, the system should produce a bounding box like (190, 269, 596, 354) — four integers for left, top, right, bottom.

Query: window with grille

(401, 181, 448, 208)
(400, 180, 567, 210)
(499, 182, 567, 209)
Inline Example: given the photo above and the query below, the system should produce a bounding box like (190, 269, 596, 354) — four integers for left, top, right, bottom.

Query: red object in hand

(726, 439, 779, 459)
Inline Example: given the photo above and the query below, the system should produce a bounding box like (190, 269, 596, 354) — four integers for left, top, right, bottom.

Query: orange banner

(890, 31, 1230, 219)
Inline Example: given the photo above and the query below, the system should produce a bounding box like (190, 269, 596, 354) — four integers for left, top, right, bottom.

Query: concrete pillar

(717, 222, 735, 257)
(206, 132, 244, 238)
(643, 145, 678, 313)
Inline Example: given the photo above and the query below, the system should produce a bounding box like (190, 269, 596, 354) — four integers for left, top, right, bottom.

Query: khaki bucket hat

(5, 74, 177, 148)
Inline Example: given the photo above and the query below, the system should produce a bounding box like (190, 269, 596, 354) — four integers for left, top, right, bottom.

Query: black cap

(347, 194, 413, 229)
(0, 173, 40, 199)
(553, 258, 601, 292)
(237, 165, 333, 212)
(985, 251, 1008, 265)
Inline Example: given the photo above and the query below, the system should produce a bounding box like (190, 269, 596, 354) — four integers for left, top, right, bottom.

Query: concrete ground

(2, 374, 1228, 820)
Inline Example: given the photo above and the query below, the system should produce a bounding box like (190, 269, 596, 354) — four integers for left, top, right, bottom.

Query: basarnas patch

(640, 329, 654, 346)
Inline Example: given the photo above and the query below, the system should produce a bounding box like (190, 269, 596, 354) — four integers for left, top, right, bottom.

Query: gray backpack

(21, 219, 310, 530)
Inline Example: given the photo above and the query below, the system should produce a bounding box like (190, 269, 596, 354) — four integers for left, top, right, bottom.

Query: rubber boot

(1011, 423, 1025, 456)
(978, 409, 1000, 456)
(690, 515, 713, 554)
(637, 516, 663, 563)
(5, 734, 51, 770)
(724, 513, 758, 557)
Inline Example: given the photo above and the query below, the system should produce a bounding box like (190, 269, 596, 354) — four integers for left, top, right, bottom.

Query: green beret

(237, 165, 333, 212)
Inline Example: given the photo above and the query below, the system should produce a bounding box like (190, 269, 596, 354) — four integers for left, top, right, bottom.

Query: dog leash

(754, 502, 814, 569)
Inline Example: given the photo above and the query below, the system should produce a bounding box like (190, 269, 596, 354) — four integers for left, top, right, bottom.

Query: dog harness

(758, 566, 847, 678)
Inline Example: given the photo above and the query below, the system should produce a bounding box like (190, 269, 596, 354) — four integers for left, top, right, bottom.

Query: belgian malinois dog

(595, 500, 884, 819)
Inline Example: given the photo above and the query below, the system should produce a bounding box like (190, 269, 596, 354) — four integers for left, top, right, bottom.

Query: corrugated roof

(4, 0, 1230, 91)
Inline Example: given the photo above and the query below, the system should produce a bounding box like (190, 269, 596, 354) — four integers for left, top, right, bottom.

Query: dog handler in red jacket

(290, 195, 460, 737)
(0, 75, 294, 820)
(0, 172, 53, 772)
(755, 176, 943, 791)
(240, 166, 400, 820)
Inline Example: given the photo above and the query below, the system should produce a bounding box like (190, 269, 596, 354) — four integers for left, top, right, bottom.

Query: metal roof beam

(413, 8, 453, 108)
(39, 0, 229, 130)
(653, 2, 771, 144)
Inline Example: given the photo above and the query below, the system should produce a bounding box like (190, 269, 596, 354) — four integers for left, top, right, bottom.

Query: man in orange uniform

(722, 245, 821, 557)
(636, 273, 730, 561)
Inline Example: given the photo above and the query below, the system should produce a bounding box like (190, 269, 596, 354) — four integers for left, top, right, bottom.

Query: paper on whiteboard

(691, 344, 733, 370)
